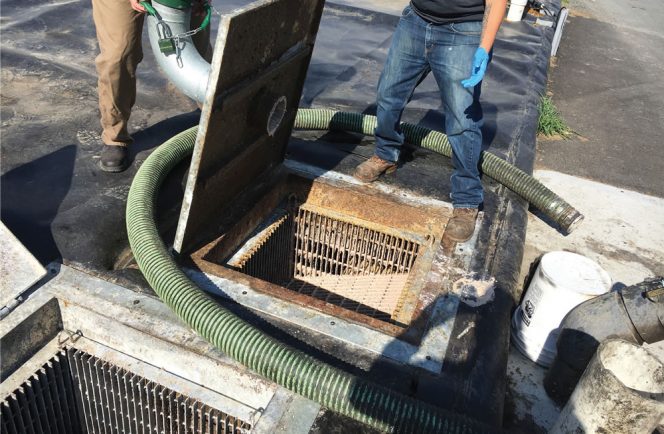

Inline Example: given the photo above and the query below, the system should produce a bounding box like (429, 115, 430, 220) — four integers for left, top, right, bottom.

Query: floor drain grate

(228, 205, 421, 322)
(1, 348, 251, 434)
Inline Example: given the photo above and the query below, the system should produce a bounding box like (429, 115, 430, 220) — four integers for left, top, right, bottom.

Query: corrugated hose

(127, 108, 583, 433)
(294, 109, 583, 233)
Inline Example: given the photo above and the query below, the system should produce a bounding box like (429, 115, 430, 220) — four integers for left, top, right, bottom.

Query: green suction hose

(127, 109, 582, 432)
(126, 126, 498, 434)
(294, 109, 583, 233)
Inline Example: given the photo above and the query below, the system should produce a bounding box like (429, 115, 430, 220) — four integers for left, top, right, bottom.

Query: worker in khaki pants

(92, 0, 211, 172)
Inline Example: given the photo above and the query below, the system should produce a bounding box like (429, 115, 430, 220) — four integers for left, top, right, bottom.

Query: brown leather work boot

(353, 155, 397, 183)
(444, 208, 479, 243)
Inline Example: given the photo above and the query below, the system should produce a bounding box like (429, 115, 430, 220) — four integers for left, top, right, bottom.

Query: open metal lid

(173, 0, 324, 254)
(1, 222, 47, 306)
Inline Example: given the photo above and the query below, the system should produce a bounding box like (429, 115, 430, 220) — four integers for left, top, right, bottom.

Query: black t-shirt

(410, 0, 485, 23)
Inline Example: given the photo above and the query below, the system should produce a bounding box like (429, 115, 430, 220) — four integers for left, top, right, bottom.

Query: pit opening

(191, 174, 452, 336)
(226, 202, 421, 323)
(1, 348, 251, 434)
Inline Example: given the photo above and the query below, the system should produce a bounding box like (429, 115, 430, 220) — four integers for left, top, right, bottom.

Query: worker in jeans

(92, 0, 211, 172)
(354, 0, 506, 242)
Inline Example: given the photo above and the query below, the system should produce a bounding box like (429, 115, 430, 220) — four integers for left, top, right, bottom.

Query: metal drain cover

(1, 348, 251, 434)
(173, 0, 325, 254)
(228, 204, 420, 323)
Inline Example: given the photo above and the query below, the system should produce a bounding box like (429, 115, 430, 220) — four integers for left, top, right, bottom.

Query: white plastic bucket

(506, 0, 528, 22)
(512, 251, 611, 366)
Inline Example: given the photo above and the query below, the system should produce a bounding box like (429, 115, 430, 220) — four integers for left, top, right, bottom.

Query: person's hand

(461, 47, 489, 88)
(130, 0, 146, 13)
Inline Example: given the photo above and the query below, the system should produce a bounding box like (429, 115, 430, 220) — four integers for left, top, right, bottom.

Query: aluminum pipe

(544, 276, 664, 404)
(146, 1, 211, 103)
(550, 339, 664, 434)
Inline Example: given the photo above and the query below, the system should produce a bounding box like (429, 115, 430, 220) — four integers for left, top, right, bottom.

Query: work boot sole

(98, 160, 129, 173)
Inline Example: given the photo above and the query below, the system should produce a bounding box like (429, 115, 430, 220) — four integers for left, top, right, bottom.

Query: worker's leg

(373, 5, 431, 164)
(428, 21, 484, 209)
(92, 0, 144, 147)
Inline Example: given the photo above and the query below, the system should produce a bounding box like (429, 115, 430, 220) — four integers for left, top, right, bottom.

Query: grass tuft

(538, 95, 571, 137)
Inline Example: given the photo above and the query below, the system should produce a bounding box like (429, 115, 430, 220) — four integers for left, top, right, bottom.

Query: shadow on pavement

(1, 145, 77, 264)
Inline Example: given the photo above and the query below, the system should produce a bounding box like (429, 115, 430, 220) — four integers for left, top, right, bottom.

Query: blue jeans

(375, 5, 484, 208)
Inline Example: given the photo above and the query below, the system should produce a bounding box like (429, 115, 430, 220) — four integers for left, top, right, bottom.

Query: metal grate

(230, 206, 420, 322)
(1, 348, 251, 434)
(1, 351, 82, 434)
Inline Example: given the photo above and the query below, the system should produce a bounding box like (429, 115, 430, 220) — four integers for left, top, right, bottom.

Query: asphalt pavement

(536, 0, 664, 197)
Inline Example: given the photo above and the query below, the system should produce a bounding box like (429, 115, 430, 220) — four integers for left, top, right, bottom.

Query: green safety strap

(198, 3, 211, 31)
(140, 1, 158, 15)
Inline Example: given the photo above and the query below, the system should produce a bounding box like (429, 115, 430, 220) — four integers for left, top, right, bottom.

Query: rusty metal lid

(173, 0, 324, 254)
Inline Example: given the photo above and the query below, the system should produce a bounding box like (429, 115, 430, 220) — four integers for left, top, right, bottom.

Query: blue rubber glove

(461, 47, 489, 88)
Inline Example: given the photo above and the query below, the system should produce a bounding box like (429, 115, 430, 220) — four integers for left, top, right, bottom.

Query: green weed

(538, 95, 571, 137)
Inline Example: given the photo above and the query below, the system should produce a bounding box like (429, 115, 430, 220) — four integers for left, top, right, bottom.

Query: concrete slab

(504, 346, 560, 433)
(510, 169, 664, 432)
(520, 170, 664, 287)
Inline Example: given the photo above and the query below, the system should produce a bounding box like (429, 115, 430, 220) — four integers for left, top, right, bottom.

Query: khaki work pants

(91, 0, 212, 146)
